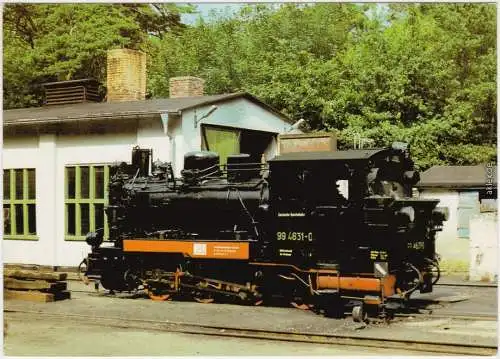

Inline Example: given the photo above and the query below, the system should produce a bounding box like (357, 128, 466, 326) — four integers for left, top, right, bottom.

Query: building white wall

(469, 212, 498, 282)
(3, 99, 291, 267)
(55, 130, 138, 267)
(3, 124, 166, 267)
(185, 98, 290, 136)
(137, 117, 170, 163)
(3, 135, 56, 266)
(176, 98, 289, 176)
(418, 189, 470, 272)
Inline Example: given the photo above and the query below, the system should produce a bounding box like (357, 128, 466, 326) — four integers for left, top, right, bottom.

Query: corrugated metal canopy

(3, 92, 292, 127)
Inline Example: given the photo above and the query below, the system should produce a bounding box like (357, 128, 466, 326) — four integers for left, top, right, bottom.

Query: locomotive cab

(267, 143, 444, 298)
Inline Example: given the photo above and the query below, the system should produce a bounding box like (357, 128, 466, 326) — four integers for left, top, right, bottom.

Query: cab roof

(269, 148, 389, 163)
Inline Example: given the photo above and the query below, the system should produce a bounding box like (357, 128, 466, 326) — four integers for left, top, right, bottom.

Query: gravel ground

(3, 280, 498, 356)
(4, 312, 429, 356)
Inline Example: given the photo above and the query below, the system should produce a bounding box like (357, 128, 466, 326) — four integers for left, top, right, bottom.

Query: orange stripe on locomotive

(123, 239, 250, 260)
(317, 275, 396, 297)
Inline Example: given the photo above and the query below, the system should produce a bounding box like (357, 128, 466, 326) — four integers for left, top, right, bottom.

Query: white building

(2, 49, 295, 268)
(417, 164, 497, 280)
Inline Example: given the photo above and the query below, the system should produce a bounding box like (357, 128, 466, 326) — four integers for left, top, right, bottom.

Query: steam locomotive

(82, 143, 447, 321)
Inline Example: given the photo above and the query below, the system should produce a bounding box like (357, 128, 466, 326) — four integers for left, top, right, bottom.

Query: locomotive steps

(3, 267, 71, 303)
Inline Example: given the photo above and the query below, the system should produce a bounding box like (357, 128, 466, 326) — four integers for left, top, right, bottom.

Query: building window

(457, 190, 480, 239)
(202, 125, 241, 166)
(201, 125, 275, 166)
(3, 168, 37, 240)
(65, 165, 109, 241)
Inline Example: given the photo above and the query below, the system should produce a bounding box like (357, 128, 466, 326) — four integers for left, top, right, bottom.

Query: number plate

(276, 231, 314, 242)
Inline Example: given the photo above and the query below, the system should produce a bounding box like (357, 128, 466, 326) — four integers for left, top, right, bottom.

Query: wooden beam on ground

(3, 269, 67, 281)
(4, 278, 67, 292)
(3, 264, 48, 271)
(4, 289, 55, 303)
(54, 290, 71, 301)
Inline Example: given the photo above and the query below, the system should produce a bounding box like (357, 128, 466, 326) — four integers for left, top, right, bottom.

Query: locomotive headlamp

(433, 207, 449, 222)
(403, 170, 420, 185)
(85, 228, 104, 249)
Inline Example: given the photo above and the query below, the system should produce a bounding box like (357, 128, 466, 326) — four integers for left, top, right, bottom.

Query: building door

(240, 130, 275, 163)
(457, 191, 480, 239)
(202, 125, 240, 166)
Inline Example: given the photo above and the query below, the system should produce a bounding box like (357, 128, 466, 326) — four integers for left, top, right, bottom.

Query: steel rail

(68, 288, 498, 322)
(435, 282, 497, 288)
(4, 309, 496, 356)
(395, 312, 497, 322)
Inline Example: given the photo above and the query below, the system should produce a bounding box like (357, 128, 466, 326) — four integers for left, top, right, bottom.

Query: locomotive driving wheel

(253, 297, 264, 306)
(290, 297, 312, 310)
(352, 305, 368, 323)
(192, 280, 216, 303)
(193, 292, 215, 304)
(425, 257, 441, 285)
(147, 289, 171, 301)
(77, 258, 90, 285)
(145, 281, 173, 301)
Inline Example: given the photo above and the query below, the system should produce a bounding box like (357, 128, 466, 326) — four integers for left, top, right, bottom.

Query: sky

(180, 3, 248, 24)
(179, 3, 389, 25)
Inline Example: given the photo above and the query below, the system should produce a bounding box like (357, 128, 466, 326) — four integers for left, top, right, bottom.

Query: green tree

(331, 4, 496, 168)
(4, 3, 496, 169)
(3, 3, 188, 109)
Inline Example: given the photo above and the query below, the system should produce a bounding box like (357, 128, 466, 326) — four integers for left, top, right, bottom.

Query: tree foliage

(149, 3, 495, 169)
(3, 3, 496, 169)
(3, 3, 189, 108)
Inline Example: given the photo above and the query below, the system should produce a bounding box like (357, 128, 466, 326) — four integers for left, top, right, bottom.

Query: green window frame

(201, 125, 241, 166)
(3, 168, 37, 240)
(65, 165, 110, 241)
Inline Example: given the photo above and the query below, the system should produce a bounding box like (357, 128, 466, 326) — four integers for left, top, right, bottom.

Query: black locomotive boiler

(82, 143, 447, 321)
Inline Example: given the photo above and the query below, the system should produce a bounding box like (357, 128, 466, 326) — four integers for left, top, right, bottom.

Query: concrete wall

(469, 212, 498, 282)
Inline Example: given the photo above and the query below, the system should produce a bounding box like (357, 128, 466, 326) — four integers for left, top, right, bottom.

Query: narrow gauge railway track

(435, 282, 497, 288)
(5, 309, 496, 356)
(395, 312, 497, 322)
(68, 286, 498, 322)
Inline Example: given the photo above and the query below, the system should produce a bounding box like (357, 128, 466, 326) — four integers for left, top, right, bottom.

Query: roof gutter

(3, 110, 181, 127)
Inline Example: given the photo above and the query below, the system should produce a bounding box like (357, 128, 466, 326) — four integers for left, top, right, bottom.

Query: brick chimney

(106, 49, 146, 102)
(169, 76, 204, 98)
